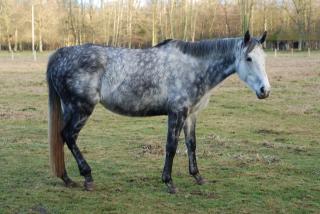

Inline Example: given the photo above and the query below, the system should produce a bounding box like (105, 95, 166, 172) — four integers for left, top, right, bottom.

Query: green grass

(0, 51, 319, 213)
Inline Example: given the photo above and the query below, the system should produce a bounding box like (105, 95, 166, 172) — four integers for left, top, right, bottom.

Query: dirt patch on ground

(0, 110, 35, 120)
(233, 153, 280, 167)
(261, 141, 275, 148)
(141, 144, 164, 155)
(255, 129, 288, 135)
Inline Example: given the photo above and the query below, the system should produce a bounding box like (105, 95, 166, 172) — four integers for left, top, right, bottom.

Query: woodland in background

(0, 0, 319, 51)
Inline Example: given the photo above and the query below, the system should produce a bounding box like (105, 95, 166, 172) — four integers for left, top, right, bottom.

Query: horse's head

(236, 31, 270, 99)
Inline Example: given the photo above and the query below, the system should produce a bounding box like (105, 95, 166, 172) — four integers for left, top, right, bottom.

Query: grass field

(0, 50, 319, 213)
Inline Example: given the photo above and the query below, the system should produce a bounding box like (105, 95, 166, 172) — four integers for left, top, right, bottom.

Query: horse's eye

(246, 57, 252, 62)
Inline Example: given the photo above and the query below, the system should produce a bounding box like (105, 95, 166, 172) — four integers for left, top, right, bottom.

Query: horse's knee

(166, 143, 178, 154)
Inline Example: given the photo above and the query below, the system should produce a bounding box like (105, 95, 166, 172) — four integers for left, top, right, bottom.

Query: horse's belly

(100, 91, 168, 117)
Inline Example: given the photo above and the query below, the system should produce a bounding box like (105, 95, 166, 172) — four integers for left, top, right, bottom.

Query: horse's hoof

(64, 180, 79, 188)
(84, 181, 94, 191)
(61, 173, 78, 188)
(194, 174, 206, 185)
(166, 182, 177, 194)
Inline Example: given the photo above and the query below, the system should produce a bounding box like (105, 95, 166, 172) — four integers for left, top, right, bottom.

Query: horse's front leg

(183, 115, 205, 185)
(162, 109, 187, 194)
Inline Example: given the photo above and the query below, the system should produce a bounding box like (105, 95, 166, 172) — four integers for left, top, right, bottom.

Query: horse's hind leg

(61, 101, 95, 191)
(183, 115, 205, 185)
(61, 168, 78, 187)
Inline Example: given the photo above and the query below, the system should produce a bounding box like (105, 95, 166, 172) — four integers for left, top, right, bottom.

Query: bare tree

(0, 0, 319, 50)
(190, 0, 198, 41)
(0, 0, 12, 51)
(239, 0, 255, 33)
(169, 0, 175, 38)
(222, 0, 231, 36)
(151, 0, 158, 46)
(282, 0, 309, 50)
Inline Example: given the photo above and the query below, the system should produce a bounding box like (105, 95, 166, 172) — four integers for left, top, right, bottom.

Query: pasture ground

(0, 51, 319, 213)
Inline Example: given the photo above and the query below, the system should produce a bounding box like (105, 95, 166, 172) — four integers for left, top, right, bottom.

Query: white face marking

(236, 45, 270, 98)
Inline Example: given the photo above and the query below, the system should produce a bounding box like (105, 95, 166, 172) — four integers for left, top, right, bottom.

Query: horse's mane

(154, 37, 260, 57)
(175, 39, 240, 57)
(153, 39, 173, 48)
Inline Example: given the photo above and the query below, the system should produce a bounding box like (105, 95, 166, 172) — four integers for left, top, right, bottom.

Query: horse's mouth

(256, 91, 270, 99)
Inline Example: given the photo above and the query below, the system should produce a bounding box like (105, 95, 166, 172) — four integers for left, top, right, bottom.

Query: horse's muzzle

(256, 87, 270, 99)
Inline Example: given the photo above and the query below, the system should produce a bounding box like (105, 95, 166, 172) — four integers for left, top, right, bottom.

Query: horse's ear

(244, 30, 251, 46)
(260, 31, 267, 44)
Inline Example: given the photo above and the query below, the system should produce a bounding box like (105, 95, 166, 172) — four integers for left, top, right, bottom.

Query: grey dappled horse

(47, 31, 270, 193)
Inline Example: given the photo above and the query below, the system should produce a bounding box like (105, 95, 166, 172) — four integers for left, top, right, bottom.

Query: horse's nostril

(260, 87, 265, 94)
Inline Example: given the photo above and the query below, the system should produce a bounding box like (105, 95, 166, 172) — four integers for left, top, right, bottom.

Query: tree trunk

(0, 24, 1, 51)
(223, 3, 230, 36)
(298, 37, 302, 51)
(164, 4, 169, 38)
(112, 4, 117, 46)
(69, 0, 78, 45)
(169, 0, 175, 38)
(39, 18, 43, 52)
(152, 0, 158, 46)
(14, 28, 18, 52)
(183, 0, 188, 41)
(19, 41, 22, 51)
(191, 0, 198, 42)
(208, 2, 217, 35)
(128, 0, 133, 48)
(106, 7, 111, 45)
(240, 0, 254, 33)
(80, 0, 84, 45)
(8, 34, 12, 52)
(117, 0, 124, 46)
(263, 0, 267, 48)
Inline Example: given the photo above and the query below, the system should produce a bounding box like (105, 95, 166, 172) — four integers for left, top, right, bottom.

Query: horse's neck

(204, 56, 236, 90)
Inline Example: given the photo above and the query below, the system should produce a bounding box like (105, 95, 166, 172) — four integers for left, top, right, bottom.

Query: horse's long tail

(47, 62, 65, 178)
